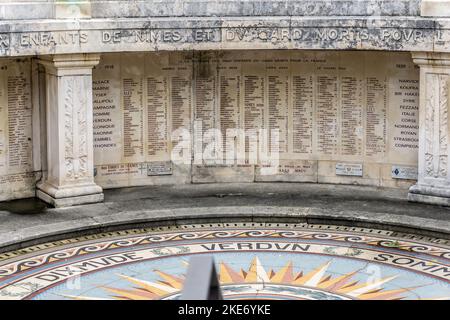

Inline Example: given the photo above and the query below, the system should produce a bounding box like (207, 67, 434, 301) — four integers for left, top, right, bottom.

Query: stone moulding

(412, 52, 450, 66)
(0, 16, 449, 57)
(0, 1, 423, 20)
(0, 204, 448, 254)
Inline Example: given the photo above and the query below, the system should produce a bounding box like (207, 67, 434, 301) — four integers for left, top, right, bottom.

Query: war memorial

(0, 0, 448, 302)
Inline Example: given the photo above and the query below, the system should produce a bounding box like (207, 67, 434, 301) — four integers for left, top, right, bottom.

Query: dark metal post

(180, 255, 223, 300)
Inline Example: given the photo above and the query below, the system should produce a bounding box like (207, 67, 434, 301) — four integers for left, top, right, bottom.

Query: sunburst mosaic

(0, 223, 448, 300)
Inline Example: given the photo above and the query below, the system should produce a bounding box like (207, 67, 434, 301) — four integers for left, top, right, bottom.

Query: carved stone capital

(38, 54, 101, 76)
(412, 52, 450, 67)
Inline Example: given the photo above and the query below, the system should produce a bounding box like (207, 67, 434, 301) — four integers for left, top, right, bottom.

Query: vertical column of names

(146, 58, 169, 160)
(316, 64, 339, 156)
(93, 79, 116, 150)
(291, 56, 314, 155)
(92, 54, 122, 164)
(7, 61, 31, 172)
(195, 66, 216, 130)
(340, 76, 363, 156)
(194, 54, 217, 162)
(339, 54, 364, 157)
(122, 55, 144, 162)
(219, 54, 241, 162)
(0, 59, 34, 201)
(171, 76, 191, 131)
(388, 60, 419, 164)
(266, 57, 289, 154)
(243, 55, 265, 154)
(170, 52, 192, 163)
(0, 62, 6, 173)
(365, 78, 387, 158)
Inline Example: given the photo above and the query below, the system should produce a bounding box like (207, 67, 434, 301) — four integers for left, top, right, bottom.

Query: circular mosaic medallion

(0, 223, 449, 300)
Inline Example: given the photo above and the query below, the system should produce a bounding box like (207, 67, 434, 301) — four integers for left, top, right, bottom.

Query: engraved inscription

(91, 51, 419, 188)
(0, 59, 34, 201)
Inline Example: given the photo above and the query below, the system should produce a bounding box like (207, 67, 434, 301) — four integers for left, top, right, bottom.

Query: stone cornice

(0, 16, 449, 57)
(0, 1, 423, 20)
(412, 51, 450, 66)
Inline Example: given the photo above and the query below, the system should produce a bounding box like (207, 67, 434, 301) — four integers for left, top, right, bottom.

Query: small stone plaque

(147, 162, 173, 176)
(391, 165, 418, 180)
(335, 163, 363, 176)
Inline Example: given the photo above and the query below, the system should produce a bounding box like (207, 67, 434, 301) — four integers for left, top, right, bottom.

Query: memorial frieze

(0, 17, 449, 56)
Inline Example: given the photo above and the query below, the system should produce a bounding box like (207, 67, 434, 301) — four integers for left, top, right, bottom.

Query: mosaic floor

(0, 222, 449, 300)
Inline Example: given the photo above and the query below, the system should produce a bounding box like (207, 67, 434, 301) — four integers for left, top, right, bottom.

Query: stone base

(37, 189, 104, 208)
(36, 182, 104, 208)
(408, 183, 450, 206)
(407, 192, 450, 206)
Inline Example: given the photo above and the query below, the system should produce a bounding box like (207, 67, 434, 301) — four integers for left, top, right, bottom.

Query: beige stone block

(95, 163, 191, 189)
(318, 161, 380, 186)
(55, 1, 91, 19)
(255, 160, 317, 182)
(421, 0, 450, 17)
(192, 165, 255, 183)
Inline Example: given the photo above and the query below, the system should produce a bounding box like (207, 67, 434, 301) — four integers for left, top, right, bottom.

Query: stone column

(36, 54, 103, 207)
(408, 52, 450, 206)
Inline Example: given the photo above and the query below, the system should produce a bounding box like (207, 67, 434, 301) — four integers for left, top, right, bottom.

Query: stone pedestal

(408, 52, 450, 206)
(37, 54, 103, 207)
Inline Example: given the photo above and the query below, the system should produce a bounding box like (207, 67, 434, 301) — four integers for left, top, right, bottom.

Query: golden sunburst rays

(63, 257, 432, 300)
(218, 258, 413, 300)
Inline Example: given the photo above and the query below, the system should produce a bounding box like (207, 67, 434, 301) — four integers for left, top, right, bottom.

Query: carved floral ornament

(64, 76, 89, 180)
(411, 52, 450, 180)
(37, 54, 101, 182)
(424, 73, 449, 178)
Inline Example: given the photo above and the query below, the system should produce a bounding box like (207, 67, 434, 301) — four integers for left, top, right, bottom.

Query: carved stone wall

(0, 1, 423, 20)
(91, 50, 420, 189)
(0, 0, 448, 207)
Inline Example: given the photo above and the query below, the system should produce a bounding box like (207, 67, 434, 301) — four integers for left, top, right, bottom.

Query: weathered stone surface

(421, 0, 450, 17)
(0, 1, 449, 207)
(0, 1, 422, 20)
(0, 183, 449, 252)
(0, 1, 443, 57)
(0, 16, 449, 57)
(88, 50, 418, 189)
